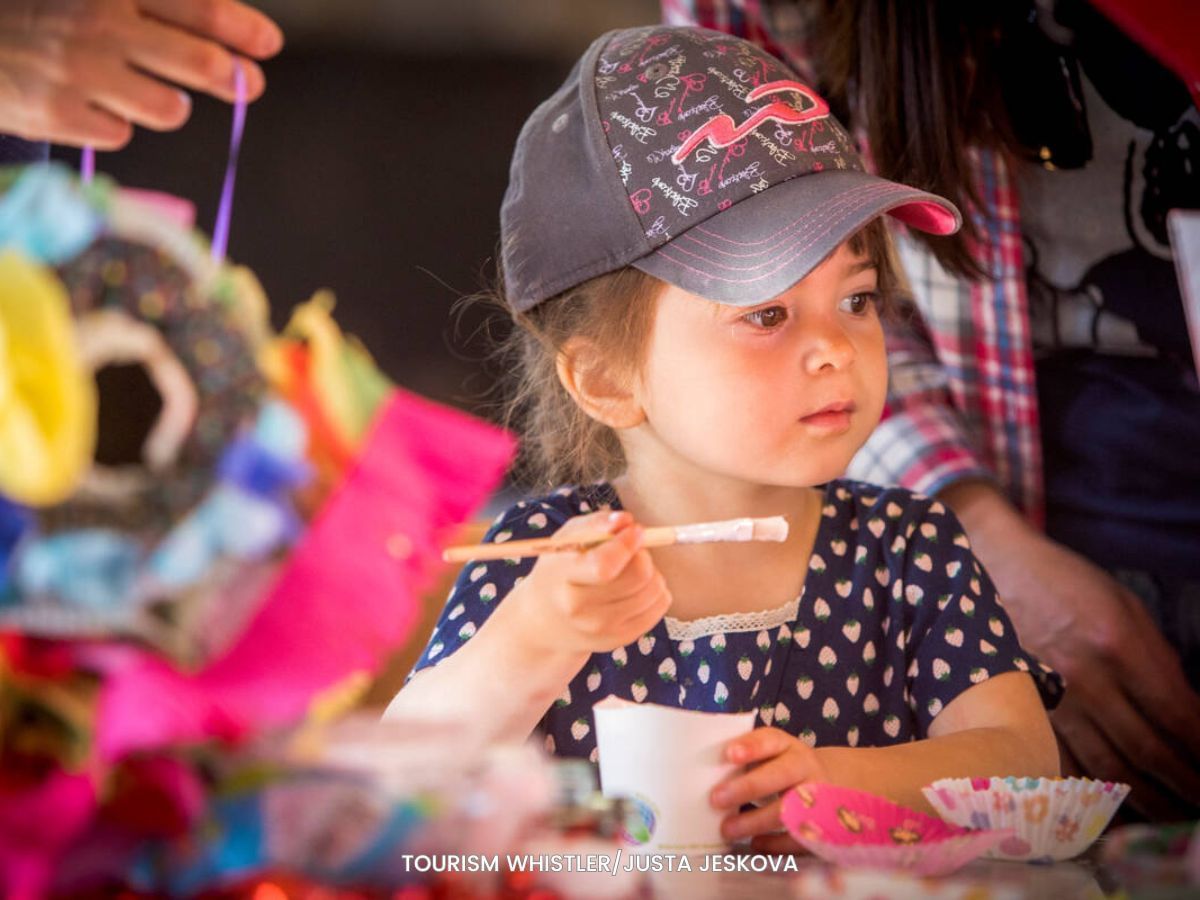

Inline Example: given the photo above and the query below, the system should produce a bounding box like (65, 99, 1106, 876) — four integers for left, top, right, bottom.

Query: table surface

(627, 847, 1193, 899)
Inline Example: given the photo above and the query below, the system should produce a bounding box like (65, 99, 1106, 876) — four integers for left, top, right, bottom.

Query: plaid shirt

(663, 0, 1045, 523)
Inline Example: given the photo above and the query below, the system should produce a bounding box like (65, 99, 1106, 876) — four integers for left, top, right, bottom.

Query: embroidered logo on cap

(671, 81, 830, 165)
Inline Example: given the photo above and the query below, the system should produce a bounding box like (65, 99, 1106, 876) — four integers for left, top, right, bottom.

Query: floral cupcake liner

(922, 776, 1130, 862)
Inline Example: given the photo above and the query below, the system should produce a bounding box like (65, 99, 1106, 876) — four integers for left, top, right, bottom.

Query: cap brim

(631, 170, 960, 306)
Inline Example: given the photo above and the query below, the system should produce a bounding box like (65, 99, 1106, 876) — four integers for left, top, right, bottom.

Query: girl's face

(626, 240, 887, 490)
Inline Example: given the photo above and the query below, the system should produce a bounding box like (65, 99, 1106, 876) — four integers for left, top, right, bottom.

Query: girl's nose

(801, 316, 855, 374)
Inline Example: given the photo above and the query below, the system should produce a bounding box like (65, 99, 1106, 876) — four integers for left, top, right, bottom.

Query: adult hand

(508, 511, 673, 657)
(942, 480, 1200, 820)
(710, 727, 829, 854)
(0, 0, 283, 148)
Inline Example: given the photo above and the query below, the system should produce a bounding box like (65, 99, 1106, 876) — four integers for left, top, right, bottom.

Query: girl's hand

(508, 511, 672, 656)
(711, 727, 829, 854)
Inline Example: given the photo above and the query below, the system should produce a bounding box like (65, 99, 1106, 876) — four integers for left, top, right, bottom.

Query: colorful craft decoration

(922, 776, 1131, 862)
(0, 162, 516, 898)
(0, 252, 96, 507)
(1100, 820, 1200, 889)
(780, 783, 1009, 877)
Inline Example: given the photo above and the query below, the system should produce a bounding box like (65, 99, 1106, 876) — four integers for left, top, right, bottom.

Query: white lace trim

(664, 596, 801, 641)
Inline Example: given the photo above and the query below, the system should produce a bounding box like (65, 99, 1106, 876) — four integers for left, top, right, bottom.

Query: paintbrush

(441, 514, 789, 563)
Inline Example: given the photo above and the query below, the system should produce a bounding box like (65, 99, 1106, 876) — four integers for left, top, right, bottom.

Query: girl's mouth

(799, 400, 855, 431)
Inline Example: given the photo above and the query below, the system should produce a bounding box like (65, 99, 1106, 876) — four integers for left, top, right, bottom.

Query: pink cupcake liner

(781, 783, 1010, 877)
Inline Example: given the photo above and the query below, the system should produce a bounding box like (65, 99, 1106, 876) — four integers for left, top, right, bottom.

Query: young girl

(385, 25, 1062, 851)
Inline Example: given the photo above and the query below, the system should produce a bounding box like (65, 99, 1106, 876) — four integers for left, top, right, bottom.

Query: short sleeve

(407, 497, 574, 678)
(899, 498, 1064, 735)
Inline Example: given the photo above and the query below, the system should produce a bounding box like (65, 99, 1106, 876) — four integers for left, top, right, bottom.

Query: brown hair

(493, 218, 905, 489)
(811, 0, 1019, 279)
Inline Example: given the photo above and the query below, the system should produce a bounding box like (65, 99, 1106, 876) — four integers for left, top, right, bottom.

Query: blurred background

(53, 0, 660, 415)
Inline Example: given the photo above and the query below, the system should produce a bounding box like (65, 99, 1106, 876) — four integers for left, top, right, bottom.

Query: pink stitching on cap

(687, 181, 932, 250)
(673, 183, 902, 261)
(649, 188, 905, 285)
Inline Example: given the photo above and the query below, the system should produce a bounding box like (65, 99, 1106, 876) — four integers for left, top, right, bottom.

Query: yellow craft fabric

(0, 251, 96, 506)
(260, 291, 391, 449)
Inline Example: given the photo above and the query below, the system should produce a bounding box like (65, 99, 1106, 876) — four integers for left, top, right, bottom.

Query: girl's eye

(839, 292, 878, 316)
(742, 305, 788, 329)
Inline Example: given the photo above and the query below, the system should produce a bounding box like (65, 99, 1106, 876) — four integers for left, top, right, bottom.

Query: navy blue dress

(412, 480, 1062, 762)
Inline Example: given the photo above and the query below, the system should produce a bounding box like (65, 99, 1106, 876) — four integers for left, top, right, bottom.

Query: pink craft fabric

(116, 188, 197, 229)
(0, 770, 96, 900)
(94, 387, 515, 758)
(1, 389, 512, 896)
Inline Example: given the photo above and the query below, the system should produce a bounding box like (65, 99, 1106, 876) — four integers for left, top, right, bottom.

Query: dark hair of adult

(812, 0, 1023, 280)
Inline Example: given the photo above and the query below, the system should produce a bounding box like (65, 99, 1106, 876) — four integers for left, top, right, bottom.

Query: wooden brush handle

(441, 524, 677, 563)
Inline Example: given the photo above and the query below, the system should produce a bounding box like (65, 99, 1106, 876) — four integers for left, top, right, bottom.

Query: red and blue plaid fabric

(665, 0, 1045, 523)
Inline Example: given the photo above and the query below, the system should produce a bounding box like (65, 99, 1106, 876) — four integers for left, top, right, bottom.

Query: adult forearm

(816, 725, 1060, 814)
(382, 598, 589, 745)
(938, 479, 1029, 542)
(937, 479, 1042, 609)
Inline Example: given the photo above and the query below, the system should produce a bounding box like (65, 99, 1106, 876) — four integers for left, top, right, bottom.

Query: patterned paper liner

(922, 776, 1131, 862)
(781, 783, 1010, 877)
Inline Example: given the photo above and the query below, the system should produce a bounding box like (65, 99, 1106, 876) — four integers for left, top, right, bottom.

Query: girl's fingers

(720, 797, 782, 842)
(712, 766, 786, 812)
(580, 548, 658, 605)
(723, 726, 794, 765)
(567, 521, 643, 586)
(610, 575, 672, 636)
(749, 832, 805, 855)
(138, 0, 285, 59)
(573, 567, 668, 637)
(712, 737, 818, 811)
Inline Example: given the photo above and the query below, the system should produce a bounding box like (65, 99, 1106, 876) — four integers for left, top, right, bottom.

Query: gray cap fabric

(500, 26, 961, 313)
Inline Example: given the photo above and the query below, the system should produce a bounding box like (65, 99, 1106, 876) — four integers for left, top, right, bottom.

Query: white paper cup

(592, 695, 755, 853)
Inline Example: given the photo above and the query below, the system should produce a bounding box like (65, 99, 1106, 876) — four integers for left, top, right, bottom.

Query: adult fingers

(88, 61, 190, 131)
(1058, 734, 1086, 778)
(1112, 597, 1200, 766)
(1096, 678, 1200, 802)
(1069, 622, 1200, 798)
(138, 0, 284, 59)
(33, 89, 133, 149)
(126, 19, 265, 104)
(1052, 694, 1195, 821)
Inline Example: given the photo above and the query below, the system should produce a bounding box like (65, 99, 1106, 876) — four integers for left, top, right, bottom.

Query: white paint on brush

(673, 515, 788, 544)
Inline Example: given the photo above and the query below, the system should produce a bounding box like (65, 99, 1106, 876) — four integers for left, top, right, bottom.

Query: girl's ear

(556, 337, 645, 430)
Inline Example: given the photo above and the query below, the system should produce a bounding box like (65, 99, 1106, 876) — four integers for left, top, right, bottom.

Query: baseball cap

(500, 25, 961, 313)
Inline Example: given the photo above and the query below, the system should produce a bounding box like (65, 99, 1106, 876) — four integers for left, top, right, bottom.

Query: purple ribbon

(77, 64, 246, 257)
(210, 63, 247, 263)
